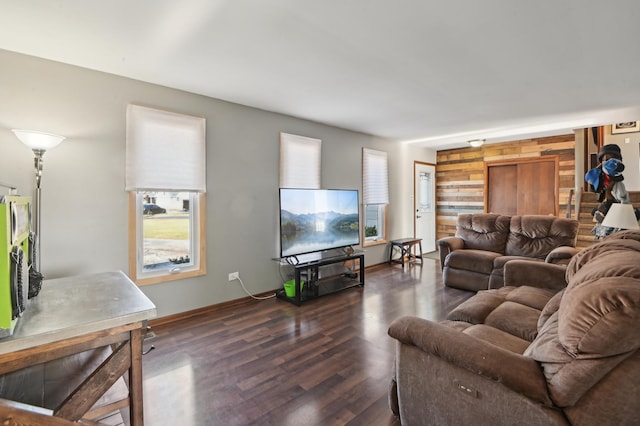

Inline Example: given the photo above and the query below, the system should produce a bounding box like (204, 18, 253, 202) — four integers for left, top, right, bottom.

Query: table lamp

(600, 203, 640, 231)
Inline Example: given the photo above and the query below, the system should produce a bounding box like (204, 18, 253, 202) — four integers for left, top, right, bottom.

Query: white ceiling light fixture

(468, 139, 485, 148)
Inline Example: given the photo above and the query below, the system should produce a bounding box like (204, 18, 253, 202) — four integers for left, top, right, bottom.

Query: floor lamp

(12, 129, 65, 272)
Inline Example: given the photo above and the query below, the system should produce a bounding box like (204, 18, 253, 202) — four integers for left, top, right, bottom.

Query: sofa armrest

(437, 236, 464, 268)
(544, 246, 580, 264)
(504, 260, 567, 290)
(388, 316, 552, 406)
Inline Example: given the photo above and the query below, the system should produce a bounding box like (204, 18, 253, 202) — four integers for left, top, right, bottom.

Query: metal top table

(0, 270, 156, 425)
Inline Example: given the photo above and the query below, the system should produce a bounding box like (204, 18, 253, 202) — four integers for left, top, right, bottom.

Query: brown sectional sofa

(438, 213, 579, 291)
(388, 230, 640, 426)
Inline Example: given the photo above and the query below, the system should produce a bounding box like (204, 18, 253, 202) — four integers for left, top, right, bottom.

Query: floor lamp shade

(12, 130, 65, 151)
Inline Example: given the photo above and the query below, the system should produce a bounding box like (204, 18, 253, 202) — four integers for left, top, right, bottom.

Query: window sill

(363, 239, 388, 248)
(133, 267, 206, 286)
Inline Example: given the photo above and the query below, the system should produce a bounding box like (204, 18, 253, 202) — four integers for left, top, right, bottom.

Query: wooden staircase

(576, 190, 640, 249)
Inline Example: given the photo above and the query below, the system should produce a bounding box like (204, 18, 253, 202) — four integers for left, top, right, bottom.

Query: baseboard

(149, 262, 387, 328)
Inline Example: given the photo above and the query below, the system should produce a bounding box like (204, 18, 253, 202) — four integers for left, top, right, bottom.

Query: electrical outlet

(228, 272, 239, 281)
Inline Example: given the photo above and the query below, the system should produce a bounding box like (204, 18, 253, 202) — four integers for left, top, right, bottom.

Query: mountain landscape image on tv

(279, 188, 360, 257)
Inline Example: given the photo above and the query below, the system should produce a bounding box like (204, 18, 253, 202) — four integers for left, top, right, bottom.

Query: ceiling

(2, 1, 640, 150)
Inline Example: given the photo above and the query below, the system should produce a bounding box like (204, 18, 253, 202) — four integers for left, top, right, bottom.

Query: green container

(283, 279, 304, 298)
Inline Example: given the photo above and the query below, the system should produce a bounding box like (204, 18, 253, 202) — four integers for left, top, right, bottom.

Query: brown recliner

(389, 230, 640, 426)
(438, 213, 579, 291)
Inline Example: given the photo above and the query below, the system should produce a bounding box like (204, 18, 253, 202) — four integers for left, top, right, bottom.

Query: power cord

(233, 275, 276, 300)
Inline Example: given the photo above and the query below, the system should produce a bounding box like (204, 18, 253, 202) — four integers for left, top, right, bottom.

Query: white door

(415, 162, 436, 253)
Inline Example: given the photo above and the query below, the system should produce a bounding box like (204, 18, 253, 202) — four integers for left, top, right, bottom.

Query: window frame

(128, 191, 206, 286)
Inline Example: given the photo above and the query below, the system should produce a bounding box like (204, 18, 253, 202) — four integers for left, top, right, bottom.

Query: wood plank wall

(436, 134, 576, 240)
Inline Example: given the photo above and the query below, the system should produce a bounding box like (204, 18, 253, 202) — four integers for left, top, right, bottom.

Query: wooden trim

(128, 191, 137, 283)
(597, 125, 605, 150)
(362, 238, 388, 248)
(483, 160, 490, 213)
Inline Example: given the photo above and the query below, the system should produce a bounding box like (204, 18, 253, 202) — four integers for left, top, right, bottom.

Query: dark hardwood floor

(141, 257, 473, 426)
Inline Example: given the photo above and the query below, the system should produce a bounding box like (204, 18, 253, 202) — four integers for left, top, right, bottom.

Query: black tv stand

(276, 252, 364, 306)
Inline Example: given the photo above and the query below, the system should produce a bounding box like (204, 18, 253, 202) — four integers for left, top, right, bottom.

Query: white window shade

(362, 148, 389, 204)
(126, 104, 206, 192)
(279, 132, 321, 189)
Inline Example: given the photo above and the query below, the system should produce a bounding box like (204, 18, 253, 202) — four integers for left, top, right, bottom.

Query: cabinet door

(517, 161, 556, 215)
(487, 164, 517, 215)
(486, 158, 558, 216)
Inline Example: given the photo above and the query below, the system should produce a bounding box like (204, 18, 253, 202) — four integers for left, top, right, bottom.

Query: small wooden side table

(389, 238, 423, 267)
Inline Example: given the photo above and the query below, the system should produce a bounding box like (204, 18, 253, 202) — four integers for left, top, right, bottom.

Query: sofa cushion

(485, 301, 541, 342)
(505, 215, 579, 258)
(447, 286, 554, 343)
(442, 267, 491, 292)
(560, 234, 640, 357)
(537, 289, 565, 330)
(506, 286, 558, 311)
(455, 213, 510, 253)
(463, 324, 531, 354)
(445, 249, 502, 274)
(560, 276, 640, 357)
(524, 310, 634, 407)
(446, 287, 512, 323)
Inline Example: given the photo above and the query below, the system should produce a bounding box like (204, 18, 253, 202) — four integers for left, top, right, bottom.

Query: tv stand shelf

(276, 252, 364, 306)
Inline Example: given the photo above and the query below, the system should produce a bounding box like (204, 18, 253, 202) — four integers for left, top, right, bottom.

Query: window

(364, 204, 387, 243)
(362, 148, 389, 246)
(126, 105, 206, 285)
(279, 132, 321, 188)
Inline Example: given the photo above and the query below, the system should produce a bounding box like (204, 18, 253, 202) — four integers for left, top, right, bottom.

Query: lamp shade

(468, 139, 485, 148)
(12, 129, 65, 151)
(601, 203, 640, 230)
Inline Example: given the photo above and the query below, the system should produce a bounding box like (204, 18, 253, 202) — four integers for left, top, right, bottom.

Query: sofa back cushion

(560, 233, 640, 357)
(524, 231, 640, 406)
(505, 216, 579, 258)
(456, 214, 511, 254)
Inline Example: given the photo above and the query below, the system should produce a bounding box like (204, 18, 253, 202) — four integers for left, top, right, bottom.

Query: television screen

(279, 188, 360, 257)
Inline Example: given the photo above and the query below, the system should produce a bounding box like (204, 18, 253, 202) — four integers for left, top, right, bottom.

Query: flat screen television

(279, 188, 360, 258)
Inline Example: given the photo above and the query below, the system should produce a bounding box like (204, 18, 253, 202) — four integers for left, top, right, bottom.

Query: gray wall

(0, 49, 435, 317)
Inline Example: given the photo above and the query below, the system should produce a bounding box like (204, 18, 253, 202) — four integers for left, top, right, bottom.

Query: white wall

(605, 128, 640, 191)
(0, 50, 435, 317)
